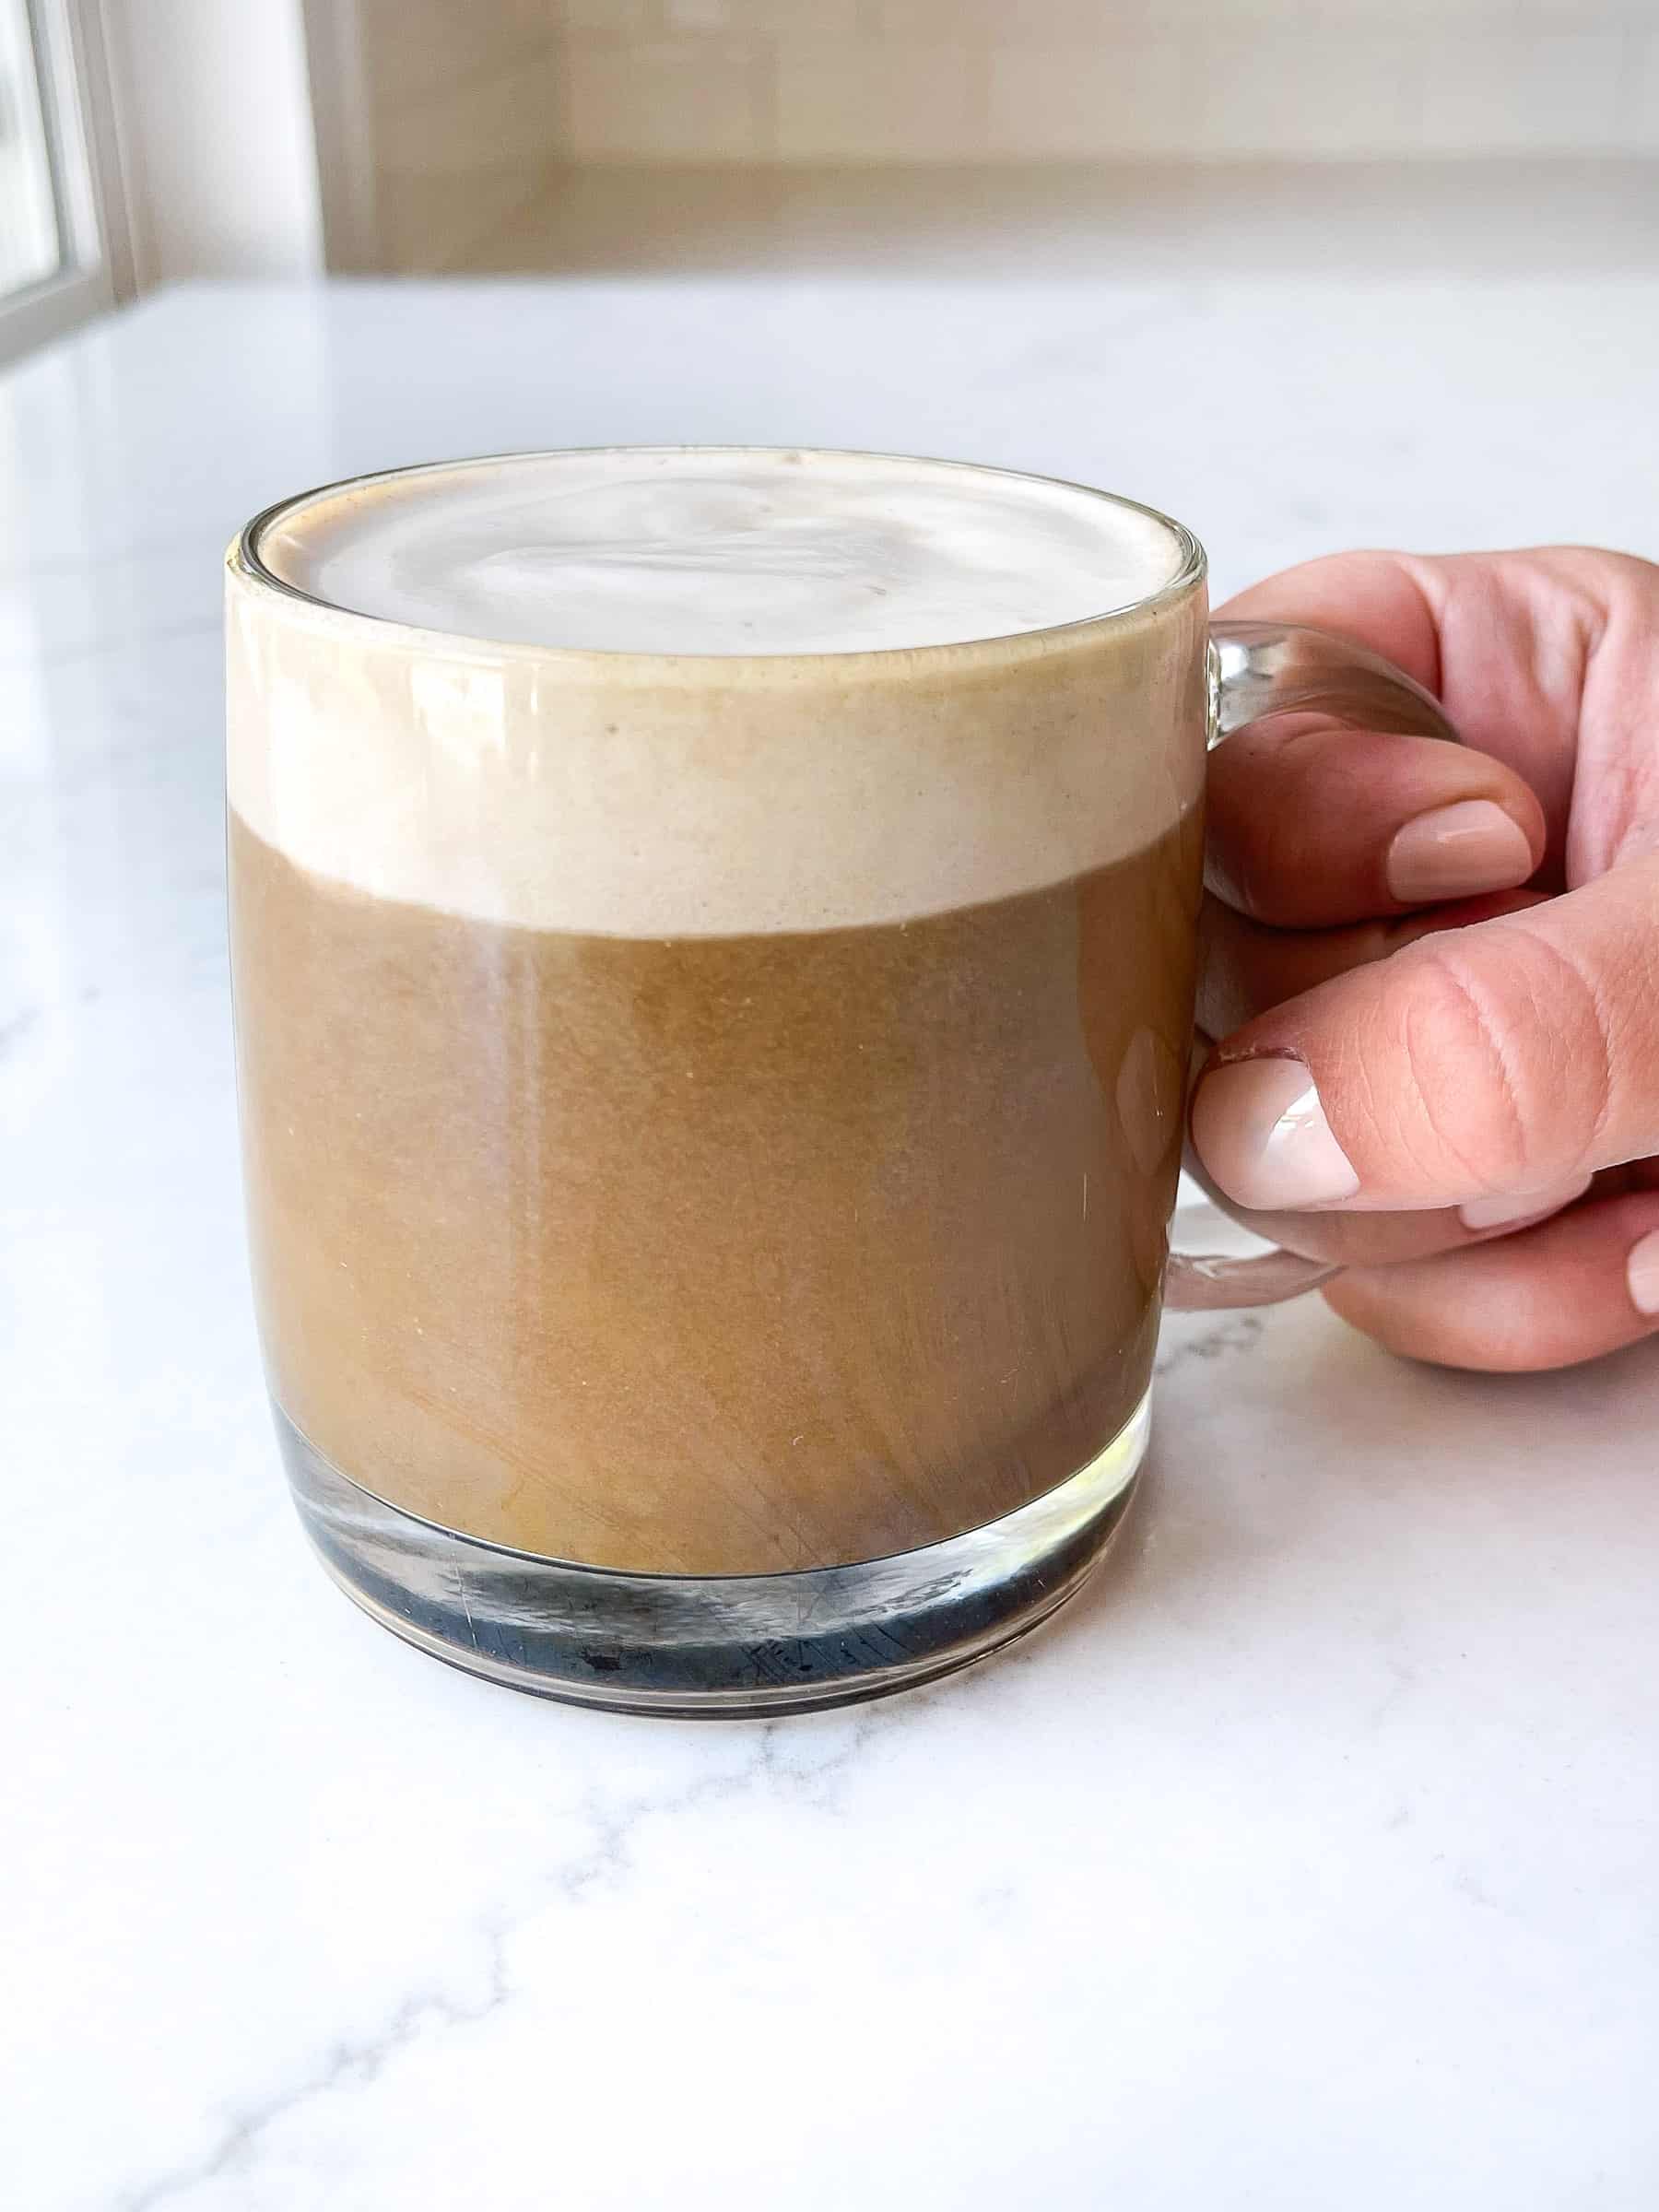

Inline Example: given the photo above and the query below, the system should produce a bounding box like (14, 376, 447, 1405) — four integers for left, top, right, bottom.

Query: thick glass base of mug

(276, 1393, 1149, 1718)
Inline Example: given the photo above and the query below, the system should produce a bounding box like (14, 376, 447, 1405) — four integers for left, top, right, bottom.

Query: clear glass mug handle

(1165, 620, 1461, 1312)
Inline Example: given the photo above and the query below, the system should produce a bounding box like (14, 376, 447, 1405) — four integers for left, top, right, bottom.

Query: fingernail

(1459, 1174, 1593, 1231)
(1629, 1230, 1659, 1317)
(1191, 1057, 1360, 1211)
(1385, 800, 1535, 904)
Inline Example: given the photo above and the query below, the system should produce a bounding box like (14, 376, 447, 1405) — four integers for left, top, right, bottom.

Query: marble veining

(6, 252, 1659, 2211)
(112, 1717, 872, 2212)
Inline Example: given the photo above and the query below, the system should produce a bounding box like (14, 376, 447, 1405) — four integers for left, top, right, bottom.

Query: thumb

(1191, 855, 1659, 1213)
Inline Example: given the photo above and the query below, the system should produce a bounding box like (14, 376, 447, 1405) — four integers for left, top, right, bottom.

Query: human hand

(1191, 547, 1659, 1370)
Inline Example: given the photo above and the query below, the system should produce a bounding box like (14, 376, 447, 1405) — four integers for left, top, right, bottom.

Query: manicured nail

(1629, 1230, 1659, 1317)
(1459, 1174, 1593, 1231)
(1191, 1057, 1360, 1211)
(1385, 799, 1534, 904)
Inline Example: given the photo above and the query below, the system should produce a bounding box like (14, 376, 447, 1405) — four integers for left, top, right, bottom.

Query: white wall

(100, 0, 323, 287)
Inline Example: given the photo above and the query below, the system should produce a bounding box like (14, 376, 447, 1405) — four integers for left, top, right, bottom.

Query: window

(0, 0, 124, 364)
(0, 0, 60, 300)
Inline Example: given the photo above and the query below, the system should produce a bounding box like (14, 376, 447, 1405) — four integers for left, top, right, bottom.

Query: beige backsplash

(351, 0, 1659, 270)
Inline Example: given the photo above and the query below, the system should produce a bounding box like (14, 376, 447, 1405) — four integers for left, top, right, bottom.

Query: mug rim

(230, 443, 1208, 673)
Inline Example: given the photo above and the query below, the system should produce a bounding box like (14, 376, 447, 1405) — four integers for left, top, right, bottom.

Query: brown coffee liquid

(231, 806, 1200, 1574)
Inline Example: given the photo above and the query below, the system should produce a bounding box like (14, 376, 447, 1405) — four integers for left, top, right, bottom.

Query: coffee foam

(228, 452, 1207, 936)
(255, 449, 1187, 656)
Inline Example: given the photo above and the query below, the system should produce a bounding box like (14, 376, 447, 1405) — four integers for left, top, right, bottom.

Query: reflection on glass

(0, 0, 60, 302)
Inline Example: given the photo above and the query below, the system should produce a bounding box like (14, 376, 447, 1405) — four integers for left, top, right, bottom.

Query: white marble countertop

(6, 252, 1659, 2210)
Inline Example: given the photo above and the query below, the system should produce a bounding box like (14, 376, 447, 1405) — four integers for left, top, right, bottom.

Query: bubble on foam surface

(255, 449, 1186, 656)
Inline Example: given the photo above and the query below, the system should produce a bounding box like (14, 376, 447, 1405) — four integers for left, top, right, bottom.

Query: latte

(229, 450, 1206, 1575)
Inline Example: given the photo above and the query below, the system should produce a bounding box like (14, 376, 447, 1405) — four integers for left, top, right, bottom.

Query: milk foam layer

(229, 451, 1208, 935)
(256, 449, 1187, 656)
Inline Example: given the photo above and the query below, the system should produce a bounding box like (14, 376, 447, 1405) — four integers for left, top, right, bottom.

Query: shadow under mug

(226, 449, 1456, 1716)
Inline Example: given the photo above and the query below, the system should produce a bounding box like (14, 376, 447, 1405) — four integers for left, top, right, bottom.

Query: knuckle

(1392, 944, 1528, 1187)
(1393, 926, 1612, 1190)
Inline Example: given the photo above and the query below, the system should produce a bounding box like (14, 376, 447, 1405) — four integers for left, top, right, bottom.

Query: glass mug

(227, 448, 1454, 1715)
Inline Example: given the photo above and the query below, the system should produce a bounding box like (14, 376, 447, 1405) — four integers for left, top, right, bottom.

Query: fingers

(1180, 1147, 1593, 1272)
(1206, 712, 1544, 927)
(1205, 546, 1659, 1369)
(1218, 547, 1659, 873)
(1321, 1193, 1659, 1371)
(1190, 854, 1659, 1215)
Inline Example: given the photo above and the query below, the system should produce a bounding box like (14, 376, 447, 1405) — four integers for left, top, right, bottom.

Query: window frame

(0, 0, 130, 368)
